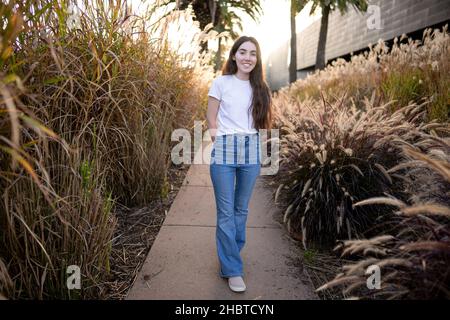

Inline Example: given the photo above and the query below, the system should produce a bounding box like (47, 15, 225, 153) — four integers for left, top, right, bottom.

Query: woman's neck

(234, 71, 250, 81)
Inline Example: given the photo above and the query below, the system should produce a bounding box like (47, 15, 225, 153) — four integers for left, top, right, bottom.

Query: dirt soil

(102, 163, 190, 299)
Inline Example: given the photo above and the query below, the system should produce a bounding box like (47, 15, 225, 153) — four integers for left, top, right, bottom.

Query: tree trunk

(208, 0, 217, 24)
(215, 36, 222, 72)
(315, 5, 330, 70)
(289, 0, 297, 83)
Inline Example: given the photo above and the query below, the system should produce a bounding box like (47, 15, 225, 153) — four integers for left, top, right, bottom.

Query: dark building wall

(265, 40, 290, 92)
(266, 0, 450, 91)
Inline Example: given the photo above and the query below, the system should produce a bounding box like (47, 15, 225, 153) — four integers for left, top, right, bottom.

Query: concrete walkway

(126, 141, 317, 300)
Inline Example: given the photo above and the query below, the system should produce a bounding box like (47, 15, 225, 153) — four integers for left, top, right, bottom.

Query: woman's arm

(206, 96, 220, 142)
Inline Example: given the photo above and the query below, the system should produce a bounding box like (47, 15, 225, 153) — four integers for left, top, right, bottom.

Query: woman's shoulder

(213, 74, 233, 83)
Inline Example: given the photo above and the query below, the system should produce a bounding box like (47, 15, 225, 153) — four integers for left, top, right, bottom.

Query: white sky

(234, 0, 321, 63)
(128, 0, 322, 63)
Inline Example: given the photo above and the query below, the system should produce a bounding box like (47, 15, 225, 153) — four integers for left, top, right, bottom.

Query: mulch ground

(102, 162, 190, 299)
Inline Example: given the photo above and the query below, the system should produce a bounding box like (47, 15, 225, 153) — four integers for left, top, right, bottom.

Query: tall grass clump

(272, 89, 434, 248)
(270, 26, 449, 298)
(1, 0, 213, 299)
(288, 26, 449, 122)
(270, 27, 449, 249)
(317, 131, 450, 299)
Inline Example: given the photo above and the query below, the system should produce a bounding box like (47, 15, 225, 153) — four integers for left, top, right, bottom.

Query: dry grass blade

(0, 84, 20, 169)
(401, 204, 450, 217)
(353, 197, 406, 209)
(400, 241, 450, 252)
(374, 163, 392, 184)
(403, 146, 450, 182)
(316, 275, 360, 292)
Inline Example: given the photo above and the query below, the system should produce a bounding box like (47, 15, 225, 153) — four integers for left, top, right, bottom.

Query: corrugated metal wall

(265, 0, 450, 91)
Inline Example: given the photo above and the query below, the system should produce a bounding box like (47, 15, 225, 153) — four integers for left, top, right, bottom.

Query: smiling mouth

(243, 63, 252, 67)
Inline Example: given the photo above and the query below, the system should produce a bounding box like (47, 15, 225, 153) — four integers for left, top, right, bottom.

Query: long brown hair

(221, 36, 272, 130)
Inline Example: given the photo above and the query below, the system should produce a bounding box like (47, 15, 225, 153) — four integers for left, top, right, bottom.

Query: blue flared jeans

(209, 133, 261, 278)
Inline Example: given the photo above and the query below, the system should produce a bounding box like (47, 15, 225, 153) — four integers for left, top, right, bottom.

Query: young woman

(206, 36, 272, 293)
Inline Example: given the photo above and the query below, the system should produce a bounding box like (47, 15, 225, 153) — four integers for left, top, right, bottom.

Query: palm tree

(174, 0, 262, 71)
(310, 0, 368, 70)
(176, 0, 218, 54)
(289, 0, 368, 76)
(289, 0, 307, 83)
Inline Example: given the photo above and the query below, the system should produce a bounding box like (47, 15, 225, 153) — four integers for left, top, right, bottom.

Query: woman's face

(233, 41, 257, 74)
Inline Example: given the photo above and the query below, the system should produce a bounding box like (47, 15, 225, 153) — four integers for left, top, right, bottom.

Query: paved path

(126, 141, 317, 300)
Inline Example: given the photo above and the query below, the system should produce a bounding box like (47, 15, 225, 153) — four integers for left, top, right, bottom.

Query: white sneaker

(228, 276, 246, 292)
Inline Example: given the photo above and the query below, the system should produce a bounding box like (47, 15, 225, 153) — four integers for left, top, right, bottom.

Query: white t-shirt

(208, 74, 258, 136)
